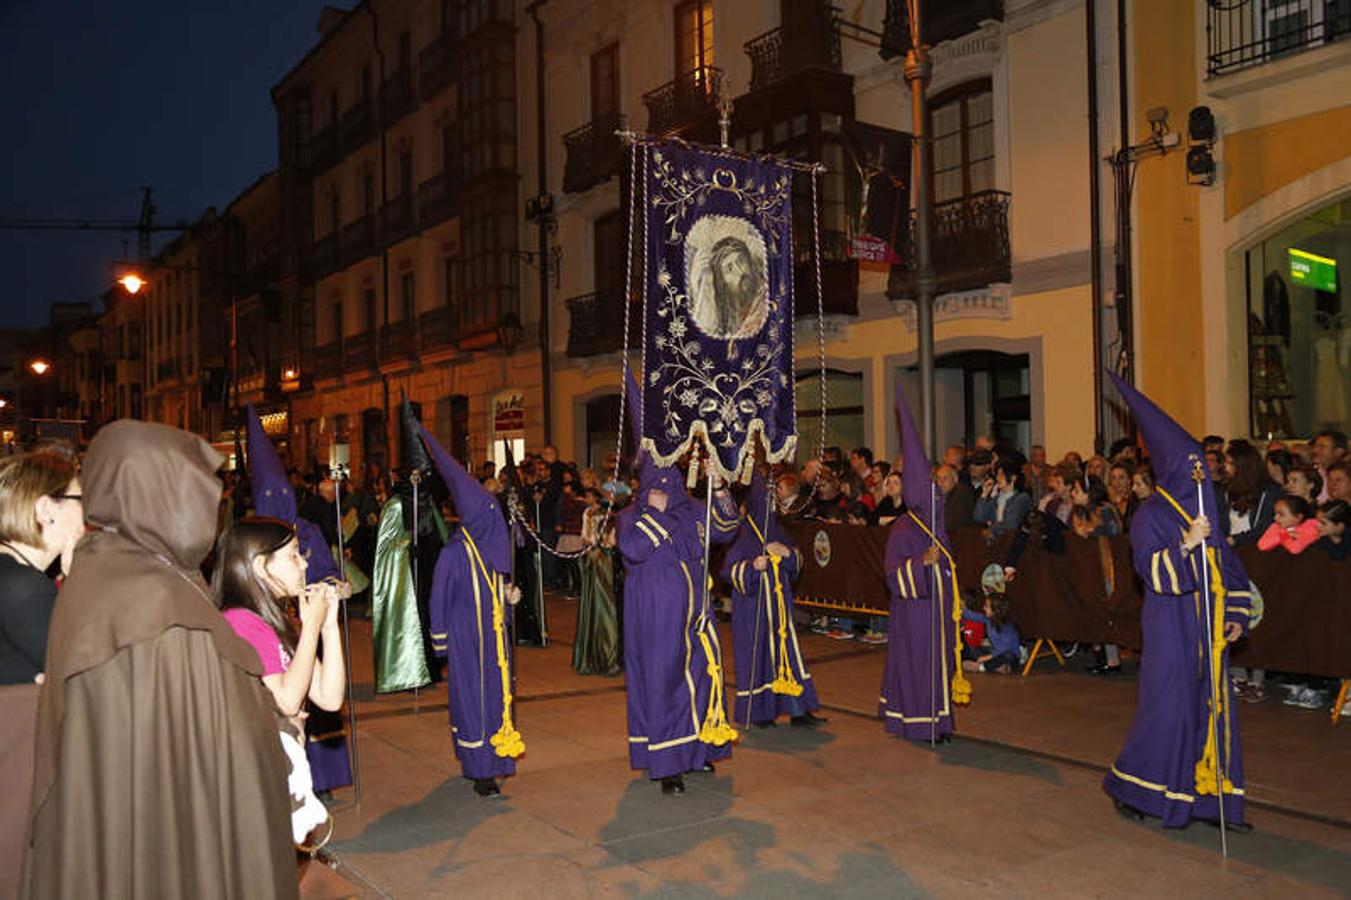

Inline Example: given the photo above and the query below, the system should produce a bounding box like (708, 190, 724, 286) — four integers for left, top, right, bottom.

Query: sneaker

(1238, 684, 1265, 704)
(1292, 687, 1324, 710)
(857, 631, 887, 645)
(825, 628, 854, 640)
(810, 617, 830, 634)
(1281, 684, 1308, 706)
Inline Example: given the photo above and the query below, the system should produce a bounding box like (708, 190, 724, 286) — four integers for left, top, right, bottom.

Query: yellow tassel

(466, 532, 525, 760)
(768, 555, 803, 696)
(697, 628, 738, 747)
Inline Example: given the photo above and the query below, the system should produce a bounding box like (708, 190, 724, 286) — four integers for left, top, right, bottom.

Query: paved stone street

(300, 597, 1351, 898)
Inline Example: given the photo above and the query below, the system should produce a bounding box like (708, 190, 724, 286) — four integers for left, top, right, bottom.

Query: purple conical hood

(625, 367, 683, 500)
(895, 381, 942, 540)
(1108, 372, 1216, 518)
(419, 424, 511, 573)
(247, 403, 296, 523)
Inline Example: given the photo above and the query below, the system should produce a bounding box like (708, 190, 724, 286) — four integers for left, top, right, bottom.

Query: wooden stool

(1020, 638, 1066, 677)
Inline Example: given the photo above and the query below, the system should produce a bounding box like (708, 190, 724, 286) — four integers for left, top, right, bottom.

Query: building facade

(1132, 0, 1351, 441)
(275, 0, 538, 481)
(537, 0, 1125, 465)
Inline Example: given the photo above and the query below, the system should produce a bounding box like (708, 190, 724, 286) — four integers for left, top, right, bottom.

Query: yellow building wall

(1132, 0, 1204, 432)
(1224, 104, 1351, 219)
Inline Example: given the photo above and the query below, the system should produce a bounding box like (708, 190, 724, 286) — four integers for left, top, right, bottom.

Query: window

(929, 79, 994, 205)
(1244, 193, 1351, 438)
(442, 121, 459, 179)
(332, 298, 344, 343)
(594, 210, 624, 298)
(674, 0, 714, 75)
(363, 288, 377, 332)
(363, 174, 376, 217)
(329, 191, 341, 234)
(591, 44, 620, 120)
(400, 270, 416, 322)
(796, 369, 865, 457)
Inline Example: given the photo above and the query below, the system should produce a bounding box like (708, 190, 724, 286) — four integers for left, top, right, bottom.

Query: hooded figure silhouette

(879, 382, 969, 743)
(720, 469, 822, 727)
(423, 424, 522, 795)
(616, 369, 741, 791)
(1102, 373, 1251, 829)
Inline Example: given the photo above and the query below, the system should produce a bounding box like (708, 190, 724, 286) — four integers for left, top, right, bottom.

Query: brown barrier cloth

(785, 522, 1350, 679)
(0, 682, 40, 900)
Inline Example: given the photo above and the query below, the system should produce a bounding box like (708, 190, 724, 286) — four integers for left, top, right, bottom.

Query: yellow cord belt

(1155, 488, 1235, 797)
(905, 512, 972, 706)
(689, 562, 737, 746)
(464, 531, 525, 759)
(747, 519, 803, 697)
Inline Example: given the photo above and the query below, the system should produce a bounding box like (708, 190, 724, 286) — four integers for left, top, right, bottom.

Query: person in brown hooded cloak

(21, 420, 298, 899)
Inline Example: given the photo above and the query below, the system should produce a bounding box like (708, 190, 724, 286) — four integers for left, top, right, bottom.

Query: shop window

(1245, 194, 1351, 437)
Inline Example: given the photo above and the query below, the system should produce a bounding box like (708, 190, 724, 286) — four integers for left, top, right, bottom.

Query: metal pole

(904, 1, 937, 458)
(1193, 460, 1228, 857)
(527, 1, 553, 445)
(535, 500, 548, 646)
(332, 470, 361, 806)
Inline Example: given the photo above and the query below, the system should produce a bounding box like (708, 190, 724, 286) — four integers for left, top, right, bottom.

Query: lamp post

(903, 0, 937, 459)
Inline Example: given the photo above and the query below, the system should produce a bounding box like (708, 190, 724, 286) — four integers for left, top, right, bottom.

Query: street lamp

(29, 359, 51, 376)
(118, 273, 146, 295)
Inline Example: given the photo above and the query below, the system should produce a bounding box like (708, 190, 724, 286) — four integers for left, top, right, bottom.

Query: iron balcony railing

(1206, 0, 1351, 76)
(562, 112, 626, 194)
(745, 13, 842, 91)
(339, 216, 377, 267)
(417, 171, 461, 227)
(642, 66, 723, 135)
(311, 343, 341, 381)
(341, 98, 375, 151)
(565, 291, 636, 357)
(419, 305, 456, 349)
(418, 31, 458, 101)
(380, 70, 417, 126)
(312, 123, 342, 175)
(889, 189, 1011, 299)
(380, 195, 416, 245)
(313, 232, 340, 279)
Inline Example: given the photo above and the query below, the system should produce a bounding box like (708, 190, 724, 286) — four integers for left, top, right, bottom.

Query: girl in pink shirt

(1256, 496, 1320, 555)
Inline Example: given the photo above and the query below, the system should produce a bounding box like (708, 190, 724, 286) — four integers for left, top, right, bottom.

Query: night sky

(0, 1, 334, 331)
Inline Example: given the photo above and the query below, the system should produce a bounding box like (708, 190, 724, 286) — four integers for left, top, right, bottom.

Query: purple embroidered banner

(640, 140, 797, 483)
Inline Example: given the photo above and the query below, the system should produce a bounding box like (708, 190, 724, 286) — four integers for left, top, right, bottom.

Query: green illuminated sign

(1288, 248, 1337, 293)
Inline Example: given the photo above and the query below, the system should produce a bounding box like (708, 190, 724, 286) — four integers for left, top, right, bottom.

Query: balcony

(419, 305, 456, 349)
(380, 195, 416, 245)
(312, 123, 342, 175)
(313, 232, 340, 279)
(566, 291, 635, 357)
(339, 216, 377, 267)
(312, 343, 341, 381)
(417, 171, 461, 228)
(795, 231, 859, 318)
(745, 14, 842, 91)
(418, 31, 458, 101)
(642, 66, 723, 136)
(341, 98, 375, 152)
(380, 320, 415, 360)
(1206, 0, 1351, 76)
(888, 190, 1011, 299)
(562, 112, 626, 194)
(344, 332, 377, 372)
(380, 71, 417, 126)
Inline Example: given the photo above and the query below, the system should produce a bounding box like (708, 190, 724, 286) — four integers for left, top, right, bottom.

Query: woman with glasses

(0, 445, 84, 686)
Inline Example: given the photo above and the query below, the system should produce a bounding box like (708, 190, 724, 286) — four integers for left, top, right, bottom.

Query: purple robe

(297, 515, 352, 791)
(1103, 494, 1249, 826)
(429, 533, 517, 781)
(879, 513, 958, 741)
(618, 486, 739, 780)
(721, 527, 818, 725)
